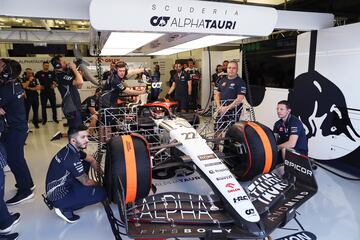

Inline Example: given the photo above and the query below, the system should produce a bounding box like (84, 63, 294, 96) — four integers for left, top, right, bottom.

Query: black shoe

(0, 213, 20, 234)
(0, 232, 19, 240)
(6, 192, 34, 206)
(50, 131, 62, 141)
(42, 121, 46, 125)
(54, 208, 80, 223)
(53, 119, 59, 124)
(14, 184, 36, 192)
(34, 124, 40, 129)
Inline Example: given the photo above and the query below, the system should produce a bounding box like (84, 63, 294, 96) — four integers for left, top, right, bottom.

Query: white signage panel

(90, 0, 277, 36)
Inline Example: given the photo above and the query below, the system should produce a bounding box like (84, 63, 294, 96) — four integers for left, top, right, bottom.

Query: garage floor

(2, 121, 360, 240)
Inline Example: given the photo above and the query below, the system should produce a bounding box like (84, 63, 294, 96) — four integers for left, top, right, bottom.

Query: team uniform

(81, 95, 99, 122)
(45, 144, 106, 217)
(0, 140, 12, 231)
(215, 76, 247, 130)
(35, 70, 58, 123)
(273, 114, 308, 155)
(172, 71, 191, 111)
(0, 81, 34, 202)
(186, 67, 201, 109)
(22, 76, 40, 127)
(55, 69, 82, 128)
(147, 71, 161, 102)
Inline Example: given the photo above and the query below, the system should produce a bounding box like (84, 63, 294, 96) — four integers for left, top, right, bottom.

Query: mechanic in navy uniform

(51, 55, 83, 128)
(0, 59, 35, 206)
(0, 116, 20, 238)
(45, 125, 106, 223)
(166, 63, 192, 112)
(81, 88, 101, 135)
(214, 61, 247, 132)
(273, 100, 308, 159)
(185, 58, 201, 110)
(35, 61, 58, 125)
(102, 61, 146, 108)
(147, 64, 162, 102)
(21, 68, 41, 129)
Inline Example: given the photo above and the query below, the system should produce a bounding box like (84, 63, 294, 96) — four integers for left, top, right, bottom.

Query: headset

(0, 59, 13, 83)
(50, 57, 62, 70)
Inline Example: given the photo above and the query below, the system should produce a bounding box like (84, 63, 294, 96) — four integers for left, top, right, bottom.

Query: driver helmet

(150, 106, 166, 119)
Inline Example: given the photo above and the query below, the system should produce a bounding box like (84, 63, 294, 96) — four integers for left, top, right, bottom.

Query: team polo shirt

(273, 114, 308, 155)
(55, 70, 81, 110)
(35, 70, 56, 93)
(172, 71, 190, 99)
(218, 76, 247, 104)
(0, 81, 27, 130)
(103, 74, 126, 106)
(45, 144, 85, 202)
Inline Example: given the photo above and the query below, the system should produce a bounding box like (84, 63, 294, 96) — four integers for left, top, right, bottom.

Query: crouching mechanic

(273, 100, 308, 161)
(45, 125, 106, 223)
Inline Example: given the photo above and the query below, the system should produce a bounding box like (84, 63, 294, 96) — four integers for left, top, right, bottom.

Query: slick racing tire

(224, 121, 278, 181)
(105, 134, 152, 203)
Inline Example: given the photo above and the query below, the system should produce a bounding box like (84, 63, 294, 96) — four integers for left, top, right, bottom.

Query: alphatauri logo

(150, 16, 170, 27)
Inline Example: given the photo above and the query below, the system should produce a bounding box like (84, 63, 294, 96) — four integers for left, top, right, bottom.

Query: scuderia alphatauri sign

(90, 0, 277, 36)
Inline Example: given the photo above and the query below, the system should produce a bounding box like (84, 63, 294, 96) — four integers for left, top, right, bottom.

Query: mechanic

(222, 60, 229, 73)
(214, 61, 246, 132)
(35, 61, 59, 125)
(102, 61, 146, 107)
(0, 116, 21, 237)
(273, 100, 308, 159)
(185, 58, 201, 110)
(45, 125, 106, 223)
(147, 64, 162, 102)
(51, 55, 84, 128)
(212, 64, 225, 88)
(81, 88, 101, 135)
(21, 68, 41, 129)
(0, 59, 35, 206)
(166, 63, 192, 112)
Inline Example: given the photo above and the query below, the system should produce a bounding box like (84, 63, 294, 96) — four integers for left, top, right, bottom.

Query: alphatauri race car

(101, 102, 317, 240)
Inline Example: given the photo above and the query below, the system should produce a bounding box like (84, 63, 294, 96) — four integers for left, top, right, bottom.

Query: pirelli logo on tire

(198, 154, 217, 161)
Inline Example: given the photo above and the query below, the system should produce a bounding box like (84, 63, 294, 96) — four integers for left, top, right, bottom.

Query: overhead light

(101, 32, 163, 56)
(150, 35, 247, 56)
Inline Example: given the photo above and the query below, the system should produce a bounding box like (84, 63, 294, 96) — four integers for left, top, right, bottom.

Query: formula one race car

(101, 102, 318, 240)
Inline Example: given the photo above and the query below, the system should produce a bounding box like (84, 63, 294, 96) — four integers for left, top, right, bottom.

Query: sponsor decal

(225, 183, 240, 193)
(248, 173, 289, 205)
(233, 196, 248, 203)
(139, 194, 214, 220)
(139, 228, 232, 235)
(209, 168, 229, 174)
(245, 208, 255, 215)
(204, 162, 223, 167)
(284, 159, 313, 176)
(275, 231, 317, 240)
(198, 154, 217, 161)
(267, 192, 309, 222)
(216, 175, 233, 181)
(154, 176, 201, 187)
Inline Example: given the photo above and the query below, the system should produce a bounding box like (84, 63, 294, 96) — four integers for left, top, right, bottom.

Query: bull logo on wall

(288, 31, 360, 162)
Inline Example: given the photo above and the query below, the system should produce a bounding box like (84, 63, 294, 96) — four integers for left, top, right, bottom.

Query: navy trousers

(0, 170, 12, 229)
(52, 162, 106, 212)
(1, 129, 34, 194)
